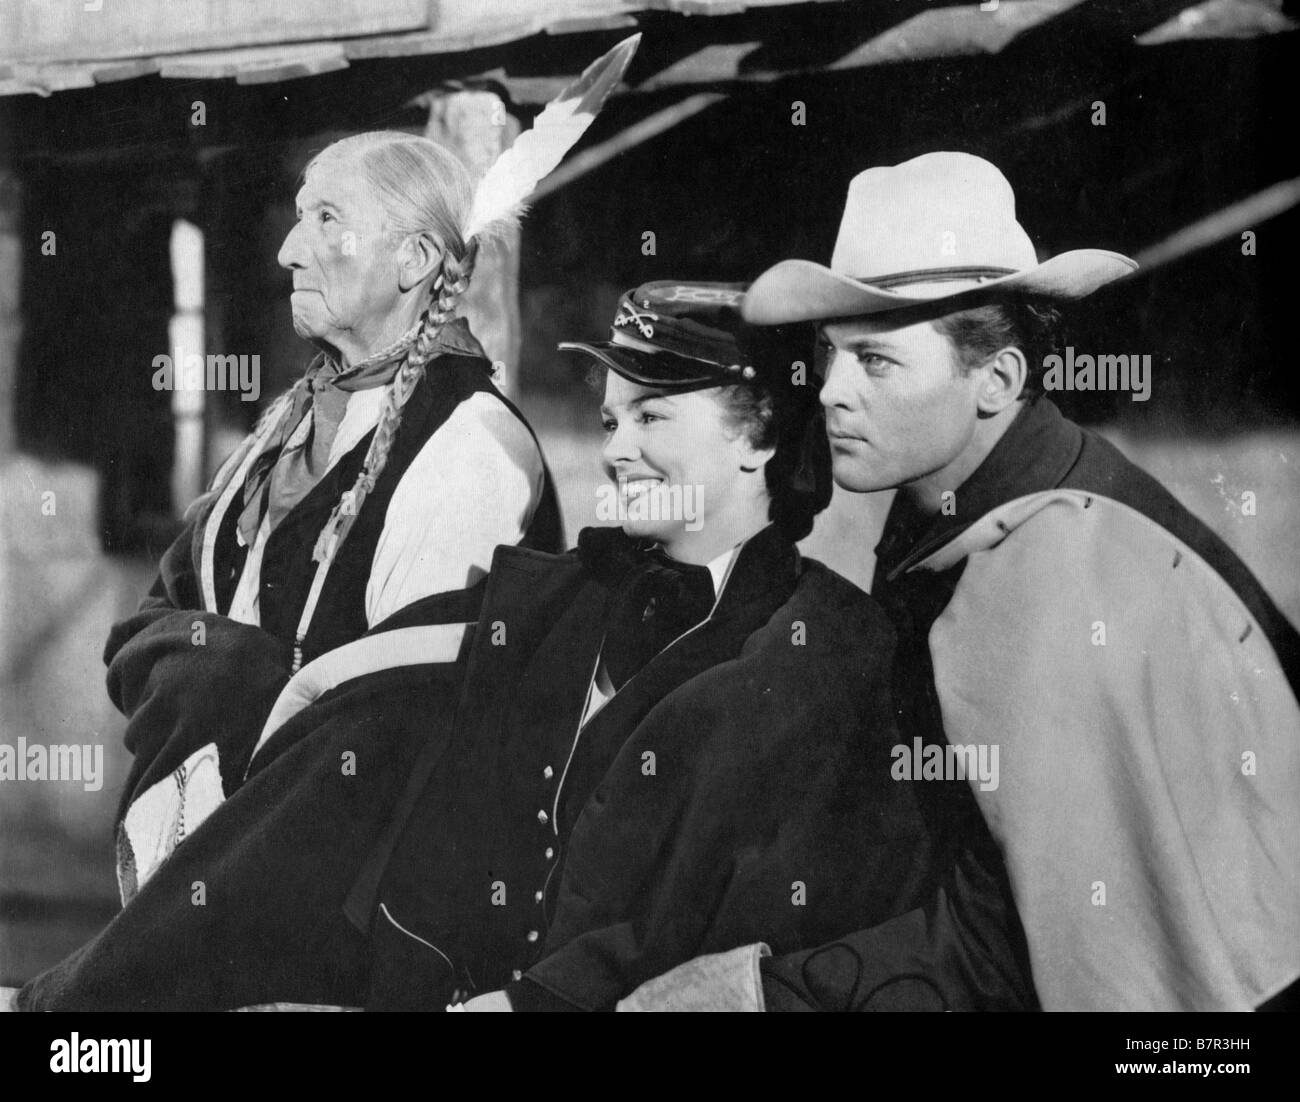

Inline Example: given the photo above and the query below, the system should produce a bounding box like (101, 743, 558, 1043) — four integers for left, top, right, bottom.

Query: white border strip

(248, 622, 473, 772)
(199, 416, 287, 612)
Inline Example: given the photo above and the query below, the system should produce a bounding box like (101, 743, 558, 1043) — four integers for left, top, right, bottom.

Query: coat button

(545, 847, 554, 860)
(512, 970, 522, 981)
(526, 930, 539, 943)
(537, 809, 549, 824)
(542, 765, 554, 779)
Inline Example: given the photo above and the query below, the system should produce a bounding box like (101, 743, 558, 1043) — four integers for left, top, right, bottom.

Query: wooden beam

(0, 155, 19, 460)
(2, 0, 428, 65)
(1135, 176, 1300, 269)
(1006, 0, 1226, 56)
(90, 59, 162, 85)
(2, 0, 1295, 101)
(1137, 0, 1294, 44)
(530, 91, 726, 202)
(157, 43, 348, 82)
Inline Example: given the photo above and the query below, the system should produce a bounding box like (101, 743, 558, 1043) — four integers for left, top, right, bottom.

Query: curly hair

(714, 375, 832, 543)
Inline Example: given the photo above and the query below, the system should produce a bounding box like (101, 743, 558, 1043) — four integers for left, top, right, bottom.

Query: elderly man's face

(277, 152, 405, 357)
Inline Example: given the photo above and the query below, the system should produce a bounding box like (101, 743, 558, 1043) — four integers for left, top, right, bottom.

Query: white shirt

(227, 388, 544, 630)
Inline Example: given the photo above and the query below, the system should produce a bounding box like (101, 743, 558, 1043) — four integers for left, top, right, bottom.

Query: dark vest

(196, 354, 562, 666)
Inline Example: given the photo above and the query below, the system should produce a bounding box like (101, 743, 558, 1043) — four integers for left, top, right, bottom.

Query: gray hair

(304, 132, 489, 579)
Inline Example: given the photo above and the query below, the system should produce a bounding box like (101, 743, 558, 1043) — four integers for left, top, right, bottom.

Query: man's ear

(397, 231, 443, 293)
(975, 346, 1028, 415)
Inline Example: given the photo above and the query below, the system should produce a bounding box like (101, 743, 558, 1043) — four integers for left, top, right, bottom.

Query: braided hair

(311, 235, 481, 562)
(200, 131, 481, 572)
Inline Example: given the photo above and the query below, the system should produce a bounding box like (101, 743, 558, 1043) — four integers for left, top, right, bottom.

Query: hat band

(861, 266, 1019, 290)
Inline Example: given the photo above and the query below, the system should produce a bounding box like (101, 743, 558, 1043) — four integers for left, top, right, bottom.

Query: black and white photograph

(0, 0, 1297, 1068)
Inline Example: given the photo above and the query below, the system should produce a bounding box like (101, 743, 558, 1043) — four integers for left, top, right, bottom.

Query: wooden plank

(1135, 176, 1300, 270)
(632, 3, 1081, 92)
(648, 0, 843, 10)
(530, 91, 726, 201)
(1, 0, 428, 65)
(830, 0, 1084, 68)
(90, 59, 162, 85)
(346, 20, 549, 60)
(2, 0, 1294, 99)
(347, 0, 638, 59)
(236, 53, 350, 85)
(1137, 0, 1294, 43)
(0, 82, 45, 99)
(158, 43, 347, 81)
(33, 64, 98, 91)
(648, 1, 749, 14)
(637, 42, 758, 90)
(543, 15, 641, 37)
(0, 63, 98, 96)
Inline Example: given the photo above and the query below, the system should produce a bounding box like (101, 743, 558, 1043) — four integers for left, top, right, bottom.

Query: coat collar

(876, 395, 1084, 582)
(554, 523, 799, 831)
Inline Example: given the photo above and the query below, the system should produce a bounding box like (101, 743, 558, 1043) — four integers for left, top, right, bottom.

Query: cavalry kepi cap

(560, 281, 783, 390)
(743, 151, 1138, 324)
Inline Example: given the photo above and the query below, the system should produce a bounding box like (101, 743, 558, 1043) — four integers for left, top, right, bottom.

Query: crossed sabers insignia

(614, 301, 659, 339)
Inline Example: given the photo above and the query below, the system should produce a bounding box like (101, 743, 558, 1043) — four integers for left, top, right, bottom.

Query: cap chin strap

(608, 327, 749, 375)
(609, 328, 666, 356)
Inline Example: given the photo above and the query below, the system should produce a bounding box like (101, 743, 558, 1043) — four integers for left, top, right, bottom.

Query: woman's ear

(738, 438, 778, 474)
(398, 231, 443, 293)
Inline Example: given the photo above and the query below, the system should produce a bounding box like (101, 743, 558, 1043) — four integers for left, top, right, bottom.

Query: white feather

(465, 98, 596, 243)
(462, 34, 641, 244)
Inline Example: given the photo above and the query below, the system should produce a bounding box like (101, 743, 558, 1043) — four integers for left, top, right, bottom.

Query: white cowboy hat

(742, 151, 1137, 324)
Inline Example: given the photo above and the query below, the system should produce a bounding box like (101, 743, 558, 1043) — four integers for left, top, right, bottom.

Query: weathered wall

(0, 104, 18, 460)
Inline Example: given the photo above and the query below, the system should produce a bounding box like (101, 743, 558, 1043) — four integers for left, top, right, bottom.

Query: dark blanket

(18, 528, 479, 1011)
(364, 534, 966, 1011)
(104, 507, 295, 833)
(20, 661, 463, 1010)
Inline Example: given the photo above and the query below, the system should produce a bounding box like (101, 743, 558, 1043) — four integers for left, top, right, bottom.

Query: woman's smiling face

(600, 371, 771, 557)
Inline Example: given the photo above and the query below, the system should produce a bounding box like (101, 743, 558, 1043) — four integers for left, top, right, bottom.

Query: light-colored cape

(922, 489, 1300, 1011)
(618, 487, 1300, 1012)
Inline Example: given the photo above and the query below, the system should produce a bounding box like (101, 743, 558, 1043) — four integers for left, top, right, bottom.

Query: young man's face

(818, 313, 983, 495)
(277, 152, 407, 355)
(600, 372, 764, 550)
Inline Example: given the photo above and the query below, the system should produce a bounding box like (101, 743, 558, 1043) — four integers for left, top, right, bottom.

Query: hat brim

(558, 341, 729, 390)
(741, 250, 1139, 325)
